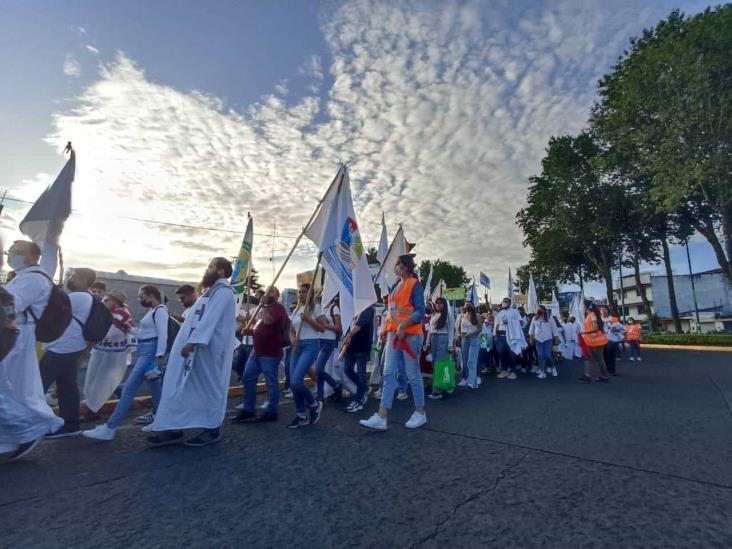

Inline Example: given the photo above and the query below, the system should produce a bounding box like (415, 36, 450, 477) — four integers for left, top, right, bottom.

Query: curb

(641, 344, 732, 352)
(67, 378, 317, 417)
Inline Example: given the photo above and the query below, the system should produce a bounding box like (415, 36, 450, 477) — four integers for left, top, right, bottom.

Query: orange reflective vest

(384, 277, 423, 336)
(583, 313, 608, 347)
(626, 323, 641, 341)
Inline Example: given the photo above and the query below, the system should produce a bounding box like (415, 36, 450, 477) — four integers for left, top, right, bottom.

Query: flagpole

(58, 247, 64, 285)
(244, 166, 344, 329)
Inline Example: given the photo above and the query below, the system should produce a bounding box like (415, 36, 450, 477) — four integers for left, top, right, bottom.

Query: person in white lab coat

(144, 257, 237, 447)
(0, 241, 63, 461)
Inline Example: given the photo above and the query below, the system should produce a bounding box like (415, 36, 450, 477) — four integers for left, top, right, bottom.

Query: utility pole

(618, 247, 626, 322)
(685, 238, 701, 332)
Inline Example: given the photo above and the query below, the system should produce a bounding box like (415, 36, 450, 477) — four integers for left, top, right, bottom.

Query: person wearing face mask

(38, 267, 96, 438)
(0, 241, 63, 460)
(83, 284, 168, 441)
(360, 254, 426, 431)
(528, 305, 560, 380)
(601, 305, 625, 376)
(493, 297, 526, 380)
(456, 302, 481, 388)
(625, 317, 642, 361)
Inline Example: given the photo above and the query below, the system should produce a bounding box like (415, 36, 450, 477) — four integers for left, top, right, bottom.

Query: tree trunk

(632, 250, 654, 328)
(695, 217, 732, 287)
(661, 237, 682, 333)
(720, 206, 732, 284)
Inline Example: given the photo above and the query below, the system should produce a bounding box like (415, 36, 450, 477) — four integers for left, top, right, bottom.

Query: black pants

(604, 342, 618, 374)
(40, 350, 84, 431)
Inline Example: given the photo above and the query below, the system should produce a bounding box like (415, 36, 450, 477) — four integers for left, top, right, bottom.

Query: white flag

(527, 274, 539, 314)
(423, 261, 434, 303)
(378, 225, 406, 297)
(469, 279, 480, 307)
(377, 212, 388, 264)
(304, 166, 376, 331)
(430, 279, 446, 304)
(507, 267, 514, 301)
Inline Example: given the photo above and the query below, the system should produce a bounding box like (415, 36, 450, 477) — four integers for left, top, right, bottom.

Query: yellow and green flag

(230, 215, 253, 296)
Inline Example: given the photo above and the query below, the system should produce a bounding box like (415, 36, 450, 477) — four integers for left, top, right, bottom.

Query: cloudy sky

(0, 0, 719, 295)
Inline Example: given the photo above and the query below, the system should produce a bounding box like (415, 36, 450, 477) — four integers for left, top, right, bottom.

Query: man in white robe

(0, 241, 63, 460)
(144, 257, 236, 447)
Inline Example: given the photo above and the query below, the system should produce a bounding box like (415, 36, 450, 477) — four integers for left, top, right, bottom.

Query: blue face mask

(7, 254, 26, 271)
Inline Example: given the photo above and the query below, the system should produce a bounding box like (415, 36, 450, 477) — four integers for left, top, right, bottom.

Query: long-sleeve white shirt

(529, 317, 560, 343)
(136, 304, 169, 357)
(493, 308, 524, 335)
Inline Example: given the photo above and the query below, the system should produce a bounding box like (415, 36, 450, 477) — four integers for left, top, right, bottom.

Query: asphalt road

(2, 349, 732, 548)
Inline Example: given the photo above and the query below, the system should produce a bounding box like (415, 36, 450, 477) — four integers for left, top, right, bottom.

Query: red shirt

(253, 302, 286, 358)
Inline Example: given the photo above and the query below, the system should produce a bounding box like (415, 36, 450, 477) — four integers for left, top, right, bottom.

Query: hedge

(642, 332, 732, 346)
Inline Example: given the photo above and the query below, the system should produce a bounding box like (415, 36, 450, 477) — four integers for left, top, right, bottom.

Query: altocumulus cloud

(38, 0, 707, 285)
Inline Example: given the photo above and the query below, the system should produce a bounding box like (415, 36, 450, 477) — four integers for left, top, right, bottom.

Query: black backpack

(0, 287, 18, 361)
(26, 271, 72, 343)
(152, 306, 181, 354)
(74, 294, 113, 343)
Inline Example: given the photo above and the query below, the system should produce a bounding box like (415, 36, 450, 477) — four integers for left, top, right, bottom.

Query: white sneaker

(359, 413, 387, 431)
(476, 376, 482, 387)
(405, 411, 427, 429)
(629, 357, 635, 362)
(396, 391, 409, 400)
(467, 382, 477, 389)
(283, 390, 294, 399)
(530, 366, 537, 373)
(82, 424, 116, 441)
(373, 388, 383, 399)
(637, 357, 643, 362)
(497, 371, 508, 379)
(507, 372, 517, 380)
(259, 400, 270, 410)
(537, 372, 546, 379)
(458, 379, 469, 387)
(234, 402, 246, 410)
(551, 367, 558, 377)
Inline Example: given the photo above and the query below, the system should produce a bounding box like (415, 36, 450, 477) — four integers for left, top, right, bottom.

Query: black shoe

(9, 438, 42, 461)
(231, 410, 257, 424)
(578, 375, 592, 383)
(611, 372, 619, 377)
(254, 411, 278, 422)
(185, 429, 222, 447)
(146, 431, 184, 447)
(595, 377, 610, 384)
(309, 400, 324, 425)
(287, 415, 310, 429)
(45, 425, 81, 439)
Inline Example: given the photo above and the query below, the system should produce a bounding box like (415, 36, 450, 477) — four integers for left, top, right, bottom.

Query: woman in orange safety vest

(360, 254, 426, 431)
(625, 317, 642, 362)
(579, 302, 609, 384)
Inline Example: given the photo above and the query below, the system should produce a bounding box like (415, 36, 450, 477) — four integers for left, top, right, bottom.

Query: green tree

(592, 6, 732, 285)
(365, 247, 378, 264)
(515, 263, 558, 302)
(516, 132, 623, 307)
(418, 259, 469, 294)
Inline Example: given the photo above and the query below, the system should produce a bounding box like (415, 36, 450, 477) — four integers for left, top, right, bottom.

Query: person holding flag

(360, 254, 427, 431)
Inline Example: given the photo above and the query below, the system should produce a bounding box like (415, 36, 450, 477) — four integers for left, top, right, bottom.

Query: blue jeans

(430, 333, 449, 362)
(344, 351, 369, 401)
(460, 335, 480, 385)
(232, 343, 253, 381)
(283, 347, 292, 389)
(290, 339, 319, 416)
(380, 332, 424, 410)
(243, 352, 280, 414)
(495, 334, 516, 373)
(107, 340, 162, 429)
(629, 340, 641, 359)
(535, 339, 553, 372)
(315, 339, 339, 399)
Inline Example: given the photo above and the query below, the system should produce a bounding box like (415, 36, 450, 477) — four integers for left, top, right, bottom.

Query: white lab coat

(147, 279, 237, 431)
(0, 266, 63, 450)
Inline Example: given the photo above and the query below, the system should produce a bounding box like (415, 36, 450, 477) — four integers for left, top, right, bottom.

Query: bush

(642, 333, 732, 346)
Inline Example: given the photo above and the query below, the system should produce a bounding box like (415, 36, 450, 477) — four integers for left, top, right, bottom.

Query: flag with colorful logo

(305, 166, 376, 331)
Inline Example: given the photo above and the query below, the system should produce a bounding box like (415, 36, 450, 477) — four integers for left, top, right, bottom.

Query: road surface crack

(409, 453, 529, 548)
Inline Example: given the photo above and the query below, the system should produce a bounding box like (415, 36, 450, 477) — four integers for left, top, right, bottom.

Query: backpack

(152, 306, 181, 355)
(74, 294, 113, 343)
(0, 288, 18, 361)
(26, 271, 72, 343)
